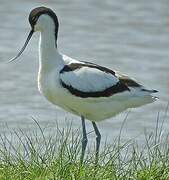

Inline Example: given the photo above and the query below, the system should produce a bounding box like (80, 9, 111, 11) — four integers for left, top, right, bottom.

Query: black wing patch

(60, 62, 130, 98)
(60, 62, 116, 76)
(60, 80, 129, 98)
(119, 77, 141, 87)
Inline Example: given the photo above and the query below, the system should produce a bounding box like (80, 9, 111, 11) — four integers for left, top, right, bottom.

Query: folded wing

(59, 63, 130, 98)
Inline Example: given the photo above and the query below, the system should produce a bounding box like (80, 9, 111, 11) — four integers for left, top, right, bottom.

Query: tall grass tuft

(0, 111, 169, 179)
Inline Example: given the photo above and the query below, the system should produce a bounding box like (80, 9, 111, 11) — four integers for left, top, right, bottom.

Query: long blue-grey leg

(80, 116, 88, 163)
(92, 122, 101, 164)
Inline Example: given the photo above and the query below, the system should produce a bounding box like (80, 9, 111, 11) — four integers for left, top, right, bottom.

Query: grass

(0, 110, 169, 180)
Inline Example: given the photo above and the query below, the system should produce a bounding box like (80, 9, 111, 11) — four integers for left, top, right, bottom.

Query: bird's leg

(80, 116, 88, 164)
(92, 122, 101, 164)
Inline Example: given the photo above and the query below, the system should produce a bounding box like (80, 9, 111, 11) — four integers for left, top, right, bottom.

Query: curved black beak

(8, 29, 34, 63)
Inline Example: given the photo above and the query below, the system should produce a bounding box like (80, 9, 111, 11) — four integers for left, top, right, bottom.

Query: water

(0, 0, 169, 143)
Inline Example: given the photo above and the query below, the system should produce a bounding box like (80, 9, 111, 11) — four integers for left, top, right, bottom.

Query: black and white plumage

(10, 7, 158, 164)
(56, 57, 157, 121)
(60, 62, 129, 98)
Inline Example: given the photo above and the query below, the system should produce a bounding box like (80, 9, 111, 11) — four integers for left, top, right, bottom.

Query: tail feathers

(141, 89, 158, 93)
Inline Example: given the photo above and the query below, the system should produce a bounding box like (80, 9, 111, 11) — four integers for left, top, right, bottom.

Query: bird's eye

(32, 16, 38, 23)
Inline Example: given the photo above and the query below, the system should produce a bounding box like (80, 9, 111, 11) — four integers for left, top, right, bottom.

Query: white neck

(39, 27, 63, 72)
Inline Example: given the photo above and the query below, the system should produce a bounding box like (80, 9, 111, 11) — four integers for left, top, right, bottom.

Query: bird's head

(29, 7, 59, 33)
(9, 6, 59, 62)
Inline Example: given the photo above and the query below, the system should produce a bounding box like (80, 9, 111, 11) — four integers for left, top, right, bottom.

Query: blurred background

(0, 0, 169, 143)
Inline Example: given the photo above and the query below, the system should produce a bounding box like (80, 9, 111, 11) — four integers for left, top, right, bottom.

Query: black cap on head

(9, 6, 59, 63)
(29, 6, 59, 30)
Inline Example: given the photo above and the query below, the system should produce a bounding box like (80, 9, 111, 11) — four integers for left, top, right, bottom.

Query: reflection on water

(0, 0, 169, 143)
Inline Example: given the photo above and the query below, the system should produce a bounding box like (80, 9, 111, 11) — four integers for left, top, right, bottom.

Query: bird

(9, 6, 158, 164)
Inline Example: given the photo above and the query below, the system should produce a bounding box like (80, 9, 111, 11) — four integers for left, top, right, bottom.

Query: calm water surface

(0, 0, 169, 143)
